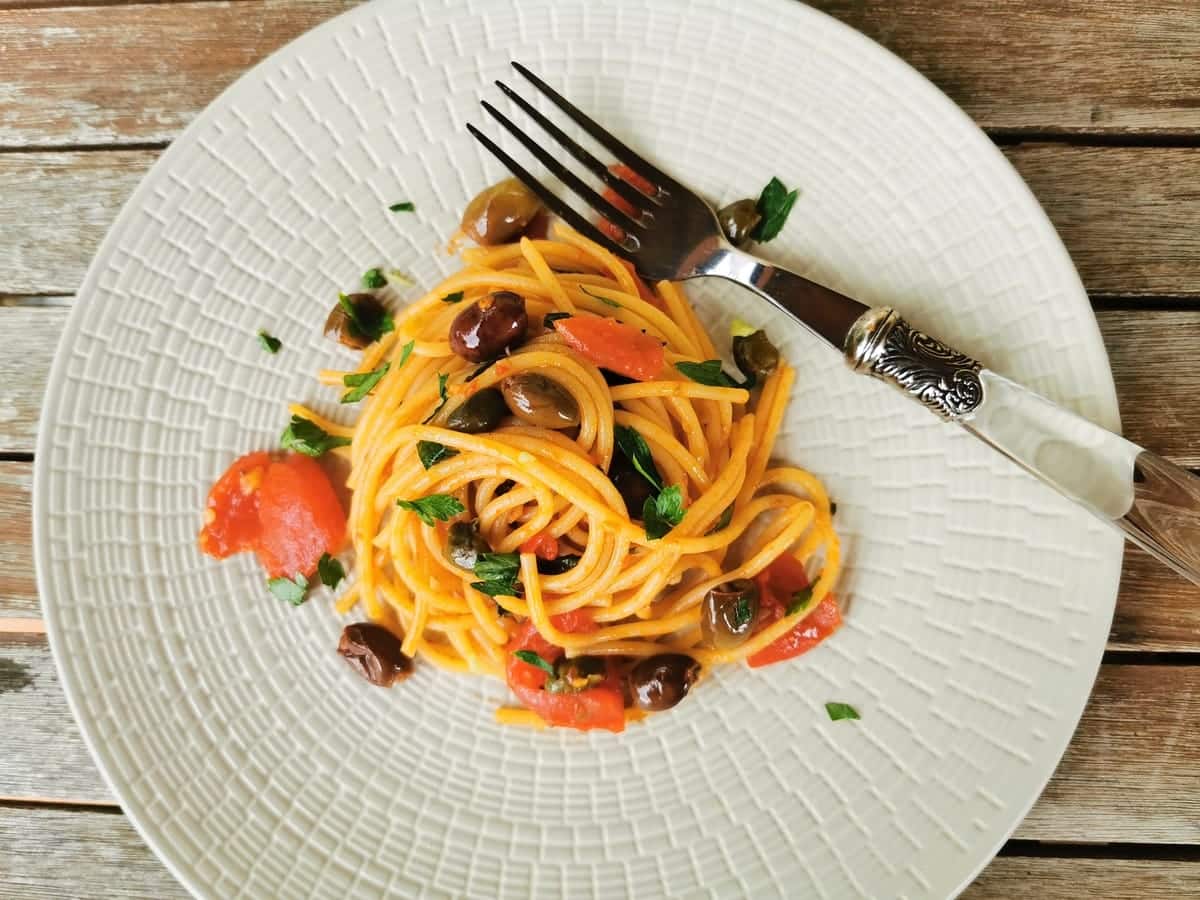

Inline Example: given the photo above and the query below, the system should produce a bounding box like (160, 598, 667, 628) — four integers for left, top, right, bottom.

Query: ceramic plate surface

(35, 1, 1122, 897)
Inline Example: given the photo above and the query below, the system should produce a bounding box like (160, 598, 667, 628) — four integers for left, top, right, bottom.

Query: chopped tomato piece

(199, 451, 346, 581)
(505, 611, 624, 732)
(554, 316, 664, 381)
(747, 554, 842, 668)
(198, 451, 272, 559)
(520, 530, 559, 560)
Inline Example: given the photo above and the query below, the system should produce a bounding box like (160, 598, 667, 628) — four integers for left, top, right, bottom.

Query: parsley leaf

(424, 372, 450, 422)
(751, 177, 799, 243)
(471, 580, 521, 597)
(267, 572, 308, 606)
(338, 293, 395, 344)
(341, 362, 390, 404)
(643, 484, 685, 540)
(581, 286, 620, 308)
(280, 415, 351, 457)
(396, 493, 464, 526)
(513, 649, 556, 675)
(317, 553, 345, 590)
(389, 201, 415, 212)
(544, 311, 572, 328)
(825, 702, 860, 722)
(786, 583, 816, 616)
(398, 339, 415, 368)
(732, 594, 754, 628)
(362, 267, 388, 289)
(257, 330, 282, 354)
(675, 360, 738, 388)
(441, 290, 464, 304)
(472, 552, 521, 597)
(613, 425, 662, 493)
(417, 440, 458, 470)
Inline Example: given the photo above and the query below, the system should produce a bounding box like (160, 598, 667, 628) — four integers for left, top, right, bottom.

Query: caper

(732, 329, 780, 382)
(448, 291, 528, 362)
(701, 578, 760, 649)
(324, 293, 390, 349)
(717, 198, 761, 248)
(628, 654, 701, 711)
(461, 177, 545, 246)
(446, 521, 490, 571)
(445, 387, 508, 434)
(546, 656, 607, 694)
(501, 373, 580, 429)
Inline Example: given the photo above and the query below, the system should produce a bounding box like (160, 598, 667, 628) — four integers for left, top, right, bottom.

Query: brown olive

(461, 177, 545, 246)
(546, 656, 607, 694)
(733, 329, 780, 383)
(609, 454, 654, 519)
(629, 654, 701, 711)
(338, 623, 412, 687)
(718, 198, 761, 248)
(445, 386, 508, 433)
(446, 521, 490, 570)
(324, 293, 390, 349)
(701, 578, 760, 649)
(501, 373, 580, 429)
(449, 291, 528, 362)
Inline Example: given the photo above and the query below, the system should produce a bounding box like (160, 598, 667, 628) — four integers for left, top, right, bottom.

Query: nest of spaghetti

(299, 222, 842, 732)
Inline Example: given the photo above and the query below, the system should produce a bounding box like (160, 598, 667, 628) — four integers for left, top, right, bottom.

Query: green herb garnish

(338, 292, 395, 344)
(675, 359, 738, 388)
(267, 572, 308, 606)
(389, 201, 415, 213)
(513, 649, 556, 675)
(396, 493, 465, 526)
(362, 267, 388, 289)
(732, 594, 754, 628)
(472, 551, 521, 597)
(613, 424, 662, 493)
(317, 553, 345, 590)
(786, 583, 816, 616)
(582, 286, 620, 308)
(398, 340, 415, 368)
(643, 484, 685, 540)
(825, 702, 860, 722)
(257, 330, 282, 354)
(417, 440, 458, 470)
(441, 290, 465, 304)
(341, 362, 390, 404)
(752, 177, 799, 243)
(280, 415, 352, 457)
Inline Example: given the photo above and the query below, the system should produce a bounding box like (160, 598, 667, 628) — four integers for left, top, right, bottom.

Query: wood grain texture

(0, 306, 64, 454)
(811, 0, 1200, 136)
(0, 462, 36, 618)
(965, 856, 1200, 899)
(0, 806, 184, 900)
(0, 0, 360, 149)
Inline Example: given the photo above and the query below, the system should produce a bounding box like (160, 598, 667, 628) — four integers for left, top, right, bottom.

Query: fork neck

(697, 245, 870, 350)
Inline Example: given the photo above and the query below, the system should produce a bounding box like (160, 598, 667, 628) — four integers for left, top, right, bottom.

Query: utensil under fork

(470, 61, 1200, 587)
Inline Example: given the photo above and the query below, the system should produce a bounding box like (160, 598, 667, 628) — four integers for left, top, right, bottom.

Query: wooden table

(2, 1, 1199, 896)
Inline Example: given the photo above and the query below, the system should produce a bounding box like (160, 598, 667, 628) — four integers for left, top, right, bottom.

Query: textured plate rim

(32, 1, 1121, 897)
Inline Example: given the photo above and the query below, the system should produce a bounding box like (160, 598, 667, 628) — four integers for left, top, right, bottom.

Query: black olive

(629, 654, 701, 711)
(537, 554, 581, 575)
(449, 291, 529, 362)
(461, 177, 545, 246)
(446, 521, 490, 571)
(609, 453, 654, 519)
(732, 329, 780, 383)
(338, 623, 412, 687)
(717, 198, 761, 247)
(600, 368, 636, 387)
(501, 373, 580, 429)
(445, 387, 508, 433)
(701, 578, 760, 649)
(324, 293, 390, 349)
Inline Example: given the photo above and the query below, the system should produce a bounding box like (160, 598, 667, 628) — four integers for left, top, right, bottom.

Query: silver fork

(471, 61, 1200, 587)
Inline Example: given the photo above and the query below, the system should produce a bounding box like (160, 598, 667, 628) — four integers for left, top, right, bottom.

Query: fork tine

(480, 100, 644, 234)
(466, 123, 629, 256)
(495, 80, 653, 213)
(511, 62, 680, 194)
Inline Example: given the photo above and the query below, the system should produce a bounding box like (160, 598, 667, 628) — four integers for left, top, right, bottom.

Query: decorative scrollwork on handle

(844, 308, 985, 420)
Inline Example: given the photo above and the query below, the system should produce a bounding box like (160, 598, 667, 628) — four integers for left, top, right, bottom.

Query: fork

(470, 61, 1200, 587)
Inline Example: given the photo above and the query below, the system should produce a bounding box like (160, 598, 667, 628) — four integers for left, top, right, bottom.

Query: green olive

(546, 656, 607, 694)
(445, 387, 508, 434)
(461, 177, 545, 246)
(733, 329, 780, 382)
(629, 654, 701, 711)
(501, 373, 580, 429)
(701, 578, 759, 649)
(446, 521, 490, 571)
(717, 198, 761, 247)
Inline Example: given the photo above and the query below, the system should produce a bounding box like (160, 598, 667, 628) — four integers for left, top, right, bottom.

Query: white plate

(35, 1, 1122, 897)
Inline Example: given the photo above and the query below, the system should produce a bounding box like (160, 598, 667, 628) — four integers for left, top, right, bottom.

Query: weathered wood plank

(0, 806, 184, 900)
(965, 855, 1200, 899)
(0, 306, 63, 454)
(0, 0, 360, 148)
(0, 462, 36, 618)
(812, 0, 1200, 136)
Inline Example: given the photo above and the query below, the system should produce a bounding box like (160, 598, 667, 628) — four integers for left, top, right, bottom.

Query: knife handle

(846, 306, 1200, 586)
